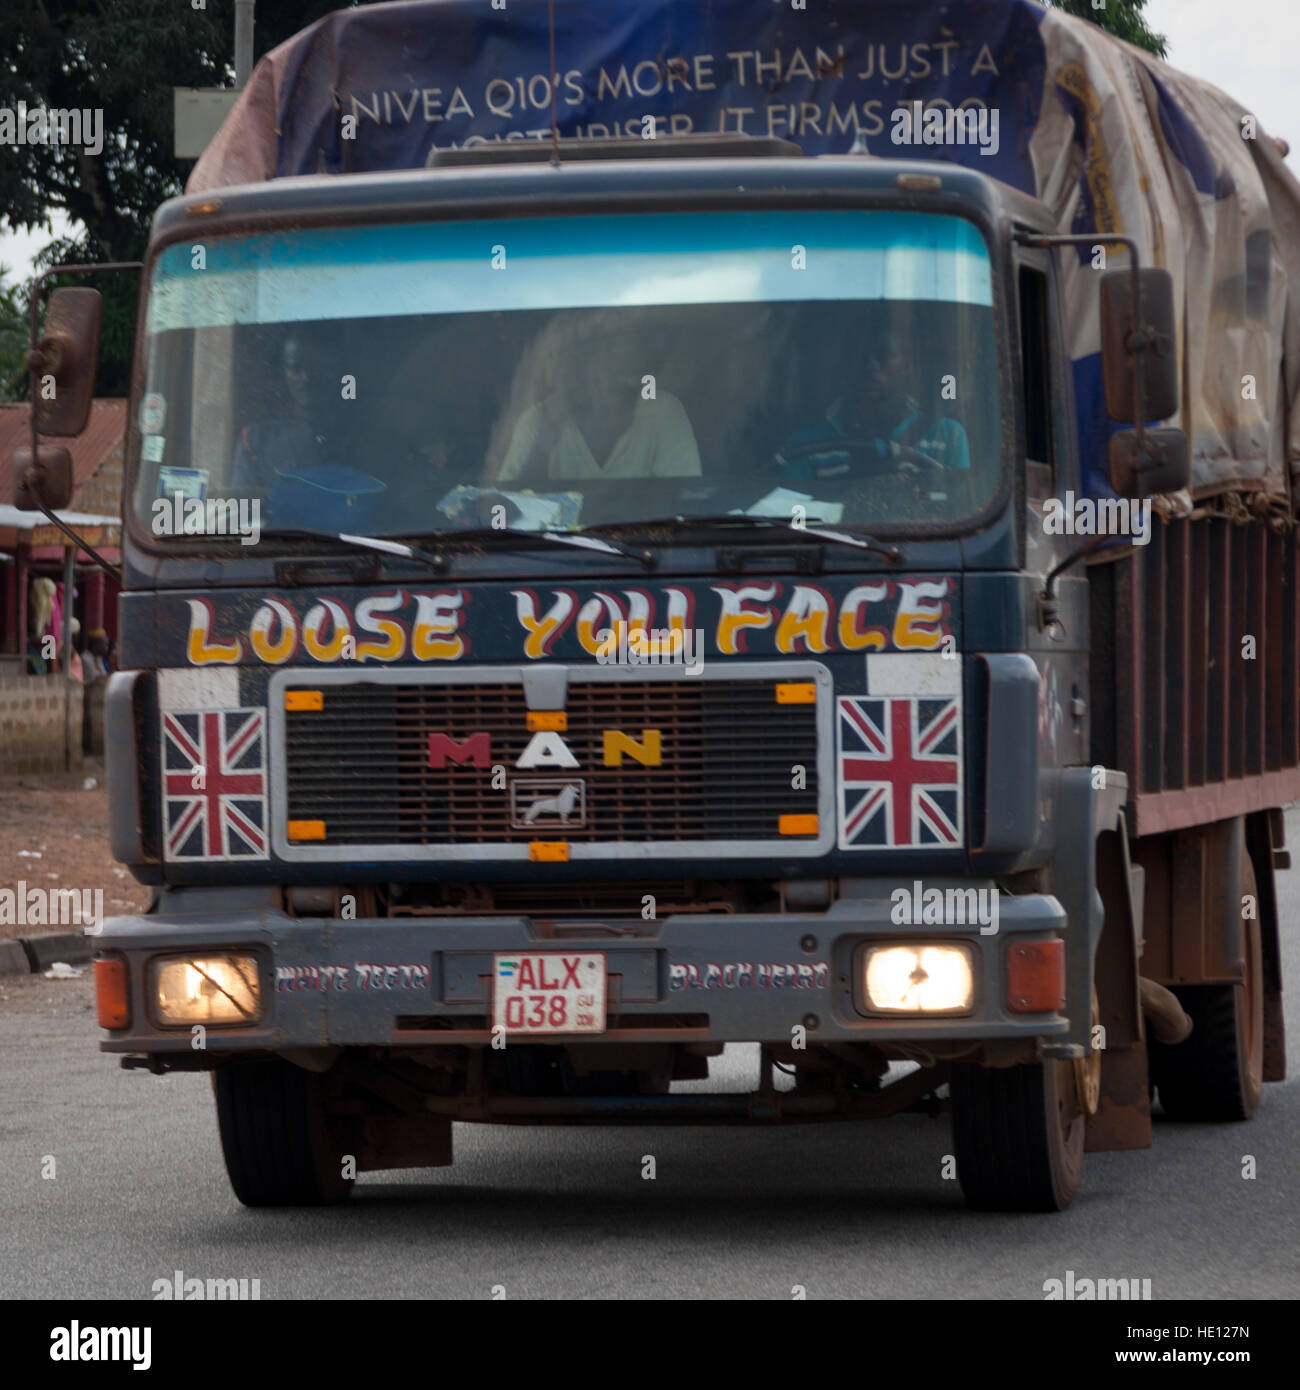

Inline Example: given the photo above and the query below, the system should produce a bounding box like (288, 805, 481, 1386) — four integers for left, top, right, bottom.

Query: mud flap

(1047, 768, 1129, 1058)
(1084, 1042, 1152, 1152)
(1246, 810, 1287, 1083)
(1086, 804, 1153, 1151)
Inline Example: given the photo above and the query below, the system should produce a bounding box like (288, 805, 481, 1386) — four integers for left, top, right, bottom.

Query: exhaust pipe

(1140, 977, 1193, 1044)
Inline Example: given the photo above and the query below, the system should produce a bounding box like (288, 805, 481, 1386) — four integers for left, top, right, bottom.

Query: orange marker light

(288, 820, 326, 842)
(527, 711, 567, 732)
(285, 690, 323, 711)
(1006, 940, 1066, 1013)
(95, 957, 130, 1029)
(529, 842, 569, 862)
(779, 814, 819, 835)
(776, 683, 816, 704)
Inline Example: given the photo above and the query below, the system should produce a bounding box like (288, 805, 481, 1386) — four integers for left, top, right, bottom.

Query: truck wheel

(951, 1059, 1085, 1212)
(214, 1059, 353, 1207)
(1150, 863, 1264, 1122)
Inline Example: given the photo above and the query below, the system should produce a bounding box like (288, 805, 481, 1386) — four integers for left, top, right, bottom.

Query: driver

(232, 334, 323, 495)
(232, 331, 385, 531)
(779, 336, 970, 481)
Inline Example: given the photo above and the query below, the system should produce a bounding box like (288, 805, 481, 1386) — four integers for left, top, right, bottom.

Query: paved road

(4, 822, 1300, 1302)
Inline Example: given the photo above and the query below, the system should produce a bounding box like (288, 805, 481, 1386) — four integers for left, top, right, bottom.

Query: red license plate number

(492, 952, 606, 1034)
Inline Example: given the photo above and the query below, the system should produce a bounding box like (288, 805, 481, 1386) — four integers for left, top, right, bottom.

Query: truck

(13, 0, 1295, 1211)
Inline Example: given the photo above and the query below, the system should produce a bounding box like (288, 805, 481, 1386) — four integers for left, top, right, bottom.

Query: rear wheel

(1150, 855, 1264, 1121)
(214, 1058, 353, 1207)
(951, 1058, 1085, 1212)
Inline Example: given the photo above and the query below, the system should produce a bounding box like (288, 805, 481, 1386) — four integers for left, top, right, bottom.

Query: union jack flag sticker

(162, 709, 268, 861)
(837, 696, 963, 850)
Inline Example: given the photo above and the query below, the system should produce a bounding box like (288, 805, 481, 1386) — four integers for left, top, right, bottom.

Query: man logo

(427, 732, 491, 769)
(516, 730, 579, 770)
(426, 729, 662, 771)
(510, 779, 587, 829)
(524, 784, 580, 824)
(603, 729, 662, 767)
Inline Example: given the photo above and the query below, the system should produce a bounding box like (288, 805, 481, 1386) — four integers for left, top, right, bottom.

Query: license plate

(492, 952, 606, 1035)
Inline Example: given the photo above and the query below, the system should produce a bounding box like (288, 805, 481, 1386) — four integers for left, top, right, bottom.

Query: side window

(1018, 263, 1055, 503)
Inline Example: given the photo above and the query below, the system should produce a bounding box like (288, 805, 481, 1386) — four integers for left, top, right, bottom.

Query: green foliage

(0, 264, 29, 401)
(0, 1, 374, 393)
(30, 233, 143, 398)
(1045, 0, 1168, 57)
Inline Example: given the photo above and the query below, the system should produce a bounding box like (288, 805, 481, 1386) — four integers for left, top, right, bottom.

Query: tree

(1046, 0, 1168, 57)
(0, 265, 29, 401)
(0, 1, 371, 393)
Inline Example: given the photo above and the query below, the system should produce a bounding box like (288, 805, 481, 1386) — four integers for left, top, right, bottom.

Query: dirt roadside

(0, 760, 151, 940)
(0, 968, 97, 1012)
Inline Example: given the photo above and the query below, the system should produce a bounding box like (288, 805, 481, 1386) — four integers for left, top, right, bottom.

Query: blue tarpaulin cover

(188, 0, 1300, 511)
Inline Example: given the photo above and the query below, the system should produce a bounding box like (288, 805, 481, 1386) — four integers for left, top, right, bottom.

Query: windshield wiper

(402, 526, 656, 569)
(260, 528, 450, 571)
(260, 526, 655, 571)
(580, 515, 903, 564)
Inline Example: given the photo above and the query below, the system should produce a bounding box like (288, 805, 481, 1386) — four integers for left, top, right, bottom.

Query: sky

(1, 0, 1296, 284)
(1143, 0, 1299, 154)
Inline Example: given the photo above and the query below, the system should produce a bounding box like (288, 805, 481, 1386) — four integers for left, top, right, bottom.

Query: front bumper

(95, 881, 1073, 1053)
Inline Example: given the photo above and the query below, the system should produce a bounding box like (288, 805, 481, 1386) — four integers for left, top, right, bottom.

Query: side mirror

(11, 445, 76, 511)
(1100, 268, 1178, 423)
(32, 286, 103, 437)
(1109, 427, 1189, 498)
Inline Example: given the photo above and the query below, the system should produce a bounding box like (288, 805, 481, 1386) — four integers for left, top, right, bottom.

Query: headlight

(151, 953, 261, 1026)
(862, 944, 974, 1014)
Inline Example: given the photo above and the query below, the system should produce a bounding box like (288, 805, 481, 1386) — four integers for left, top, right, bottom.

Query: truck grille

(282, 675, 821, 847)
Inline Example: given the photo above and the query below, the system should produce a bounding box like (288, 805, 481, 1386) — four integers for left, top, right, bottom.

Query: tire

(951, 1059, 1085, 1212)
(1149, 857, 1264, 1123)
(214, 1058, 353, 1207)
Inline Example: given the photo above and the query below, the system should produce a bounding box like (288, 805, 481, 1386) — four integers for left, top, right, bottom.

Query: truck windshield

(132, 210, 1001, 543)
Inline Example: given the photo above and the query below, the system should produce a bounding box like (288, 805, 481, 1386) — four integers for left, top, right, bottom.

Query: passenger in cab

(494, 322, 702, 483)
(780, 335, 970, 482)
